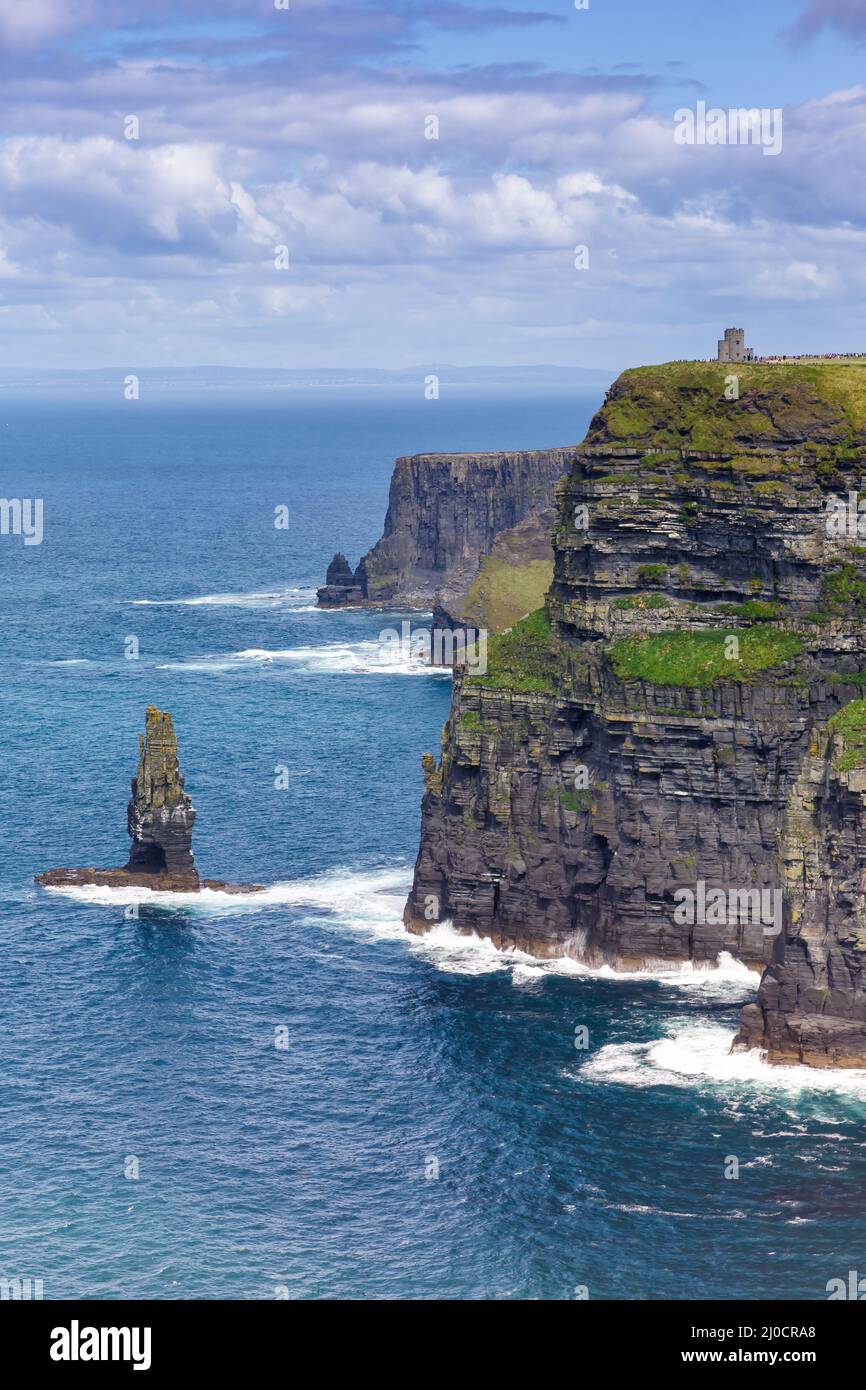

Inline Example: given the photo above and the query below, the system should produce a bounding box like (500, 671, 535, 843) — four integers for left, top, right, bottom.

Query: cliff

(734, 701, 866, 1067)
(404, 359, 866, 1066)
(37, 706, 263, 894)
(317, 447, 573, 631)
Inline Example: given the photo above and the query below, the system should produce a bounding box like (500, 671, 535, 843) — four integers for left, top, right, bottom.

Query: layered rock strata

(316, 448, 573, 632)
(404, 360, 866, 1065)
(37, 706, 263, 894)
(734, 705, 866, 1067)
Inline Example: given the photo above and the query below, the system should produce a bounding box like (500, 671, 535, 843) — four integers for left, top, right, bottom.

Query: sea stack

(36, 705, 262, 894)
(126, 706, 199, 887)
(316, 552, 364, 607)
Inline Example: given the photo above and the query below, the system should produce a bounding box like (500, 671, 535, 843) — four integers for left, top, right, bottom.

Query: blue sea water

(2, 385, 866, 1302)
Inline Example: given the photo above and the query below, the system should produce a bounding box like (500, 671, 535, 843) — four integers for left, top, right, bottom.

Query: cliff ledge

(404, 360, 866, 1067)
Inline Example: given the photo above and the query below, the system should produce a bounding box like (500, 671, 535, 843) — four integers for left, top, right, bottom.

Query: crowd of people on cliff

(683, 352, 866, 363)
(757, 352, 866, 362)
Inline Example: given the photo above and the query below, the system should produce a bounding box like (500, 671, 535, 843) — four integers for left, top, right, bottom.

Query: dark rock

(731, 755, 866, 1067)
(325, 552, 356, 587)
(316, 552, 365, 607)
(316, 448, 573, 624)
(36, 706, 264, 895)
(126, 705, 199, 886)
(316, 583, 364, 607)
(403, 359, 866, 1065)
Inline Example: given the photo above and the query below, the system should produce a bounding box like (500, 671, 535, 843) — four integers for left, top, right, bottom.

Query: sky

(0, 0, 865, 371)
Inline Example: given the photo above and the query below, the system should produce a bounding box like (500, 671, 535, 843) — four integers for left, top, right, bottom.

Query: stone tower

(717, 327, 754, 363)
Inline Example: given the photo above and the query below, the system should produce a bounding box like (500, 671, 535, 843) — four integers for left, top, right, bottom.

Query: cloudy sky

(0, 0, 864, 370)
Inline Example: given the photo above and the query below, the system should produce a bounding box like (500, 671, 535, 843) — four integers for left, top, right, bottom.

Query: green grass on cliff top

(828, 700, 866, 772)
(610, 626, 803, 689)
(468, 607, 564, 692)
(595, 360, 866, 447)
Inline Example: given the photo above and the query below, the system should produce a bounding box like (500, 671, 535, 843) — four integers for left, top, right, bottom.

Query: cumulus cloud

(0, 137, 275, 257)
(0, 0, 862, 368)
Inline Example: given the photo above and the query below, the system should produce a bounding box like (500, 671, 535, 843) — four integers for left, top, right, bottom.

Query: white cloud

(0, 137, 274, 257)
(0, 0, 94, 49)
(0, 6, 863, 368)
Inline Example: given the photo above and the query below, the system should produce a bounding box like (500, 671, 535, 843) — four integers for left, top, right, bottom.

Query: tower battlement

(717, 326, 754, 362)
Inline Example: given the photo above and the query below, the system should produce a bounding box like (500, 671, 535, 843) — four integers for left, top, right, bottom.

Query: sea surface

(1, 385, 866, 1301)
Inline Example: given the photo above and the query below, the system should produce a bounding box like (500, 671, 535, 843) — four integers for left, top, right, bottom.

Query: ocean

(1, 385, 865, 1301)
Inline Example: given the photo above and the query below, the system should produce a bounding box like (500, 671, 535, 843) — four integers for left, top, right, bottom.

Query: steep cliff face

(404, 360, 866, 1064)
(317, 447, 573, 627)
(734, 702, 866, 1067)
(435, 509, 556, 636)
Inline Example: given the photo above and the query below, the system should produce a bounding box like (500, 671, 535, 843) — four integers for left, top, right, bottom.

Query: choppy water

(1, 386, 865, 1300)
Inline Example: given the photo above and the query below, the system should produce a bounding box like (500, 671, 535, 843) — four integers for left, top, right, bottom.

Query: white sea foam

(42, 867, 759, 998)
(158, 640, 452, 677)
(128, 587, 319, 610)
(607, 950, 759, 1002)
(44, 882, 279, 914)
(43, 866, 412, 923)
(580, 1022, 866, 1097)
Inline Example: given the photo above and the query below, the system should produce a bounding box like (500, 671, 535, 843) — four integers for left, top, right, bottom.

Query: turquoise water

(2, 387, 865, 1301)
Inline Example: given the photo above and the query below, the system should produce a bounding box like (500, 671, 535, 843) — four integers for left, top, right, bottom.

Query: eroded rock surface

(37, 706, 263, 894)
(317, 552, 364, 607)
(404, 360, 866, 1065)
(317, 448, 573, 627)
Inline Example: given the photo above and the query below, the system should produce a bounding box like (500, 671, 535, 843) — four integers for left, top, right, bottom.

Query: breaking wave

(43, 867, 756, 996)
(157, 640, 452, 677)
(579, 1022, 866, 1097)
(127, 587, 319, 610)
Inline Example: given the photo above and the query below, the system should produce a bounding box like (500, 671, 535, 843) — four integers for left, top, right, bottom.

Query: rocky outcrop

(734, 706, 866, 1067)
(404, 359, 866, 1064)
(317, 448, 573, 628)
(125, 705, 199, 885)
(37, 706, 263, 894)
(317, 552, 364, 607)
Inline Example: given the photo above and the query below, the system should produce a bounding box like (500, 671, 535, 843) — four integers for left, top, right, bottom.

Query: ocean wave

(44, 882, 281, 914)
(605, 1202, 751, 1220)
(127, 587, 319, 610)
(158, 640, 452, 677)
(43, 866, 412, 923)
(603, 951, 759, 1002)
(412, 937, 756, 991)
(43, 867, 759, 999)
(579, 1022, 866, 1097)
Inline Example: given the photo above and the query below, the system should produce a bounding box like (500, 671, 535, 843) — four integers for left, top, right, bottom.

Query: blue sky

(0, 0, 864, 370)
